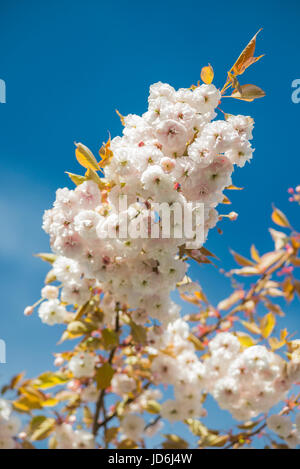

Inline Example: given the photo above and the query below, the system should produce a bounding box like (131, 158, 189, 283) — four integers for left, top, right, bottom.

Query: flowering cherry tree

(2, 31, 300, 450)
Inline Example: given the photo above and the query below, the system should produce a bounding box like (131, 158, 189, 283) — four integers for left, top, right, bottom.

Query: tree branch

(92, 308, 120, 437)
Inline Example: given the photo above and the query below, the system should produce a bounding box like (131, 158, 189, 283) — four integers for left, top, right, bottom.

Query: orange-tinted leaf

(201, 64, 214, 84)
(269, 329, 288, 351)
(231, 29, 264, 76)
(250, 244, 260, 262)
(116, 109, 125, 126)
(226, 184, 244, 190)
(231, 250, 254, 267)
(271, 206, 291, 228)
(99, 138, 113, 168)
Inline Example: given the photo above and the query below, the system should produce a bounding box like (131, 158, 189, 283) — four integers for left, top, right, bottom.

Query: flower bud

(228, 211, 238, 221)
(24, 306, 34, 316)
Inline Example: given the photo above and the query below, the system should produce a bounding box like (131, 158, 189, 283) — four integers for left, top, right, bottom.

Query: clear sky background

(1, 0, 300, 448)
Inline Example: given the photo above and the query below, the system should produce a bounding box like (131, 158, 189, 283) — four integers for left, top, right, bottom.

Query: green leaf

(130, 320, 147, 345)
(67, 320, 90, 336)
(102, 328, 118, 350)
(145, 400, 161, 414)
(28, 416, 56, 441)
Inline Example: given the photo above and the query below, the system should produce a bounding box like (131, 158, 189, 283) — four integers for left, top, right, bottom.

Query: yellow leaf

(116, 109, 125, 126)
(271, 206, 291, 228)
(83, 406, 93, 427)
(130, 320, 147, 345)
(241, 320, 261, 335)
(162, 434, 188, 449)
(269, 335, 286, 351)
(18, 386, 45, 402)
(102, 328, 118, 350)
(96, 363, 114, 390)
(260, 312, 276, 338)
(201, 64, 214, 84)
(41, 398, 58, 407)
(1, 372, 25, 394)
(75, 142, 99, 171)
(99, 138, 113, 168)
(105, 426, 119, 443)
(13, 396, 42, 413)
(180, 293, 200, 305)
(194, 290, 207, 302)
(236, 332, 257, 348)
(117, 438, 138, 449)
(28, 416, 56, 441)
(35, 253, 57, 264)
(65, 172, 86, 186)
(186, 419, 208, 438)
(222, 195, 231, 204)
(74, 300, 91, 321)
(231, 250, 254, 267)
(202, 434, 229, 447)
(33, 372, 69, 389)
(67, 320, 90, 336)
(283, 276, 294, 302)
(226, 184, 244, 190)
(85, 167, 106, 189)
(237, 420, 260, 430)
(188, 334, 205, 351)
(145, 400, 161, 414)
(250, 244, 260, 262)
(45, 269, 56, 284)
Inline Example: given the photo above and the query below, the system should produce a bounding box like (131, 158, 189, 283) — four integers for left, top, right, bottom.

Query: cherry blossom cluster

(53, 422, 95, 449)
(148, 325, 300, 423)
(267, 414, 300, 448)
(149, 318, 206, 421)
(204, 333, 292, 421)
(41, 81, 254, 326)
(0, 399, 21, 450)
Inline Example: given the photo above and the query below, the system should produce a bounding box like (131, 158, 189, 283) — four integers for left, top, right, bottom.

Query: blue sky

(1, 0, 300, 448)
